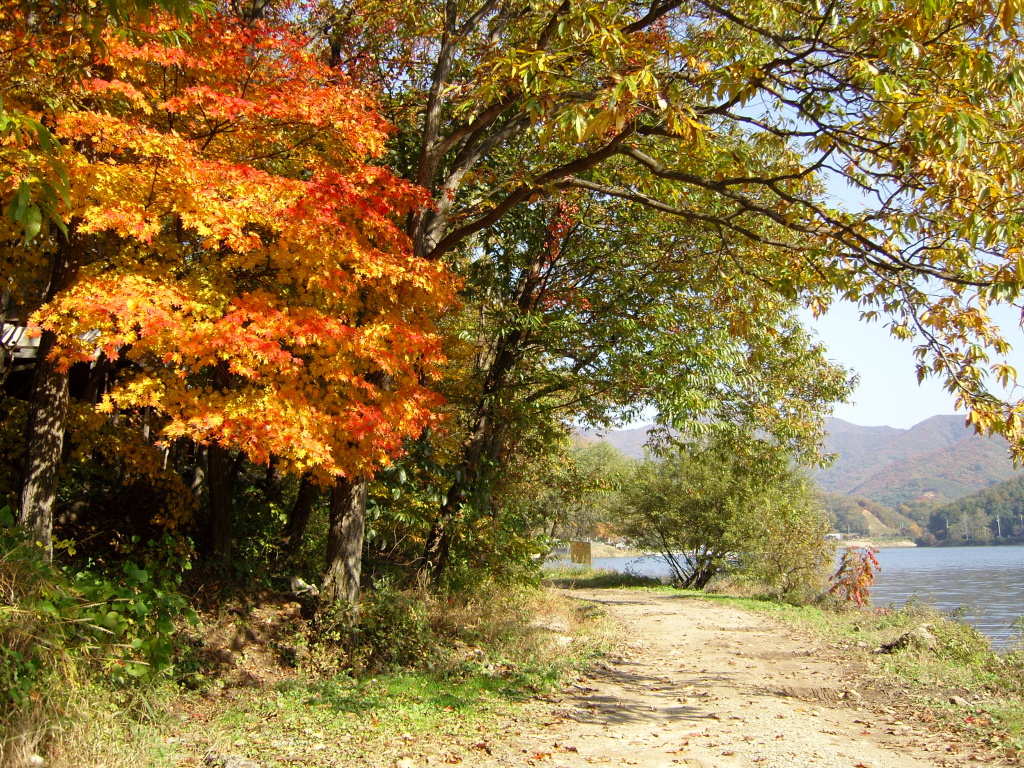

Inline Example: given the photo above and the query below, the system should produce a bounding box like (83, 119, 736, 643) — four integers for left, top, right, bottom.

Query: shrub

(829, 546, 881, 606)
(0, 508, 196, 764)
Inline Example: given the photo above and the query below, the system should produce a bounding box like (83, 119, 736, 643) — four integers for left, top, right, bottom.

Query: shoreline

(840, 538, 917, 548)
(572, 539, 922, 558)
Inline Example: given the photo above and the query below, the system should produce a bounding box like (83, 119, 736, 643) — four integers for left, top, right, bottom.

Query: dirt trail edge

(485, 589, 983, 768)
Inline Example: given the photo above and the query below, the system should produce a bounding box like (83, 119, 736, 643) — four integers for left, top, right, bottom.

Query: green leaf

(14, 181, 29, 220)
(23, 205, 42, 240)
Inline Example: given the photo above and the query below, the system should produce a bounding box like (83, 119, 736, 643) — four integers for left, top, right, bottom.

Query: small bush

(829, 546, 880, 606)
(0, 510, 196, 766)
(309, 578, 610, 686)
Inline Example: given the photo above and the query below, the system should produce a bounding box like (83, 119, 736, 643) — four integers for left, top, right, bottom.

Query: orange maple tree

(2, 3, 454, 560)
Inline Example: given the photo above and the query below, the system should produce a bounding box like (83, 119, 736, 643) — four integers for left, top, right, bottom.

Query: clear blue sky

(804, 301, 1024, 429)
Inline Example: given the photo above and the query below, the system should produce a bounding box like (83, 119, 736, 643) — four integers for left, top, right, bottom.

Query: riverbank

(844, 538, 917, 548)
(588, 542, 643, 558)
(739, 592, 1024, 761)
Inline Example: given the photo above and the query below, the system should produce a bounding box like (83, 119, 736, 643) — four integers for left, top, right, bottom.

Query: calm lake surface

(575, 546, 1024, 648)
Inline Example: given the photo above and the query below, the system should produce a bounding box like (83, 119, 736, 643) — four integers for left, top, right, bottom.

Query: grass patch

(165, 666, 564, 767)
(543, 562, 662, 589)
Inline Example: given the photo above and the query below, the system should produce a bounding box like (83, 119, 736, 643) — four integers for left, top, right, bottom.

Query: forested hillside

(594, 416, 1019, 508)
(926, 475, 1024, 543)
(818, 417, 1018, 506)
(577, 426, 653, 459)
(593, 417, 1021, 538)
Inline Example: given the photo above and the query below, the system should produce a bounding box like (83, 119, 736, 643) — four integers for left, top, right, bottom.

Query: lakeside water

(569, 546, 1024, 649)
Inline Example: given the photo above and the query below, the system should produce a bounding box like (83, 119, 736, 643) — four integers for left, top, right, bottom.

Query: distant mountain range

(579, 425, 652, 459)
(819, 416, 1018, 506)
(584, 415, 1020, 507)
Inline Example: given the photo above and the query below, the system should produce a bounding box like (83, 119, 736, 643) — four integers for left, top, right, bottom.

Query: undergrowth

(0, 508, 197, 767)
(165, 584, 613, 767)
(3, 533, 612, 768)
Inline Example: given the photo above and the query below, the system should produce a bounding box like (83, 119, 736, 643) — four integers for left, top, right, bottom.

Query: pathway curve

(481, 590, 991, 768)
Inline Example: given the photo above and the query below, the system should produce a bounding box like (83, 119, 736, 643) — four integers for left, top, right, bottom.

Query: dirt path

(480, 590, 987, 768)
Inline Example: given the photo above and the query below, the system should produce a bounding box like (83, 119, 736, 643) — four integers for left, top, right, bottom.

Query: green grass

(543, 563, 663, 588)
(154, 621, 606, 768)
(156, 669, 551, 767)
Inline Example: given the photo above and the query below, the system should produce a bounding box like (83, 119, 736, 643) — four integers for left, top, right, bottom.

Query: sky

(804, 301, 1024, 430)
(796, 151, 1024, 429)
(624, 300, 1024, 432)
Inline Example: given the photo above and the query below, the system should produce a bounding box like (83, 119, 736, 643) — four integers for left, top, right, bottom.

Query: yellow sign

(569, 541, 592, 565)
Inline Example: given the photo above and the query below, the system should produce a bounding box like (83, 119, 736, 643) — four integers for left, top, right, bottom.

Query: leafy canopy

(334, 0, 1024, 450)
(2, 4, 455, 480)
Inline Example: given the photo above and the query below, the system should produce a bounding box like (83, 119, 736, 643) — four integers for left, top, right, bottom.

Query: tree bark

(204, 442, 235, 566)
(1, 289, 14, 389)
(18, 329, 70, 557)
(264, 455, 285, 504)
(189, 443, 208, 499)
(321, 475, 367, 609)
(282, 473, 317, 556)
(18, 224, 84, 559)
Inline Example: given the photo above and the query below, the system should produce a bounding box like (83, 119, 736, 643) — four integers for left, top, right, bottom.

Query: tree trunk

(205, 442, 235, 566)
(18, 330, 70, 558)
(418, 243, 550, 582)
(421, 402, 508, 584)
(1, 289, 14, 389)
(189, 442, 208, 500)
(282, 473, 317, 556)
(264, 455, 284, 504)
(420, 370, 506, 583)
(321, 475, 367, 608)
(18, 224, 84, 559)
